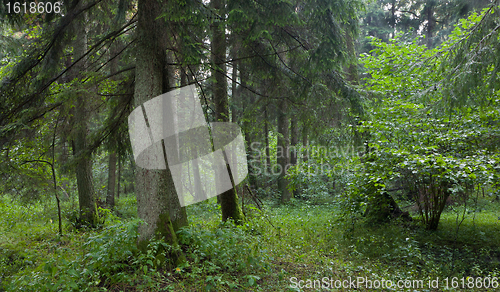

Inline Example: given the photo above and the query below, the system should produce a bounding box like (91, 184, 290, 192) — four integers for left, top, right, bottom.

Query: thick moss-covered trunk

(211, 0, 244, 224)
(134, 0, 186, 266)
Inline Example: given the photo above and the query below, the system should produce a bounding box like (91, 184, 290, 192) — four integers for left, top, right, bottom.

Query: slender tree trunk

(212, 0, 229, 124)
(345, 28, 359, 85)
(165, 49, 188, 232)
(243, 115, 257, 189)
(278, 98, 291, 203)
(231, 45, 238, 124)
(229, 45, 245, 197)
(391, 0, 396, 38)
(106, 152, 117, 208)
(264, 106, 271, 175)
(302, 123, 308, 163)
(211, 0, 244, 224)
(426, 2, 435, 48)
(116, 158, 121, 198)
(347, 25, 362, 150)
(134, 0, 185, 265)
(106, 41, 120, 209)
(290, 116, 299, 197)
(290, 116, 298, 166)
(240, 62, 257, 190)
(72, 5, 97, 226)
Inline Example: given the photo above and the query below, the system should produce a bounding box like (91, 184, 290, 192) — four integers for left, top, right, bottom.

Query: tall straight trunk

(72, 5, 97, 226)
(240, 62, 257, 190)
(290, 116, 299, 197)
(264, 106, 271, 174)
(345, 29, 359, 85)
(134, 0, 185, 265)
(231, 44, 238, 124)
(390, 0, 396, 38)
(106, 40, 120, 209)
(116, 157, 121, 198)
(243, 116, 257, 189)
(278, 98, 291, 203)
(229, 46, 244, 196)
(302, 123, 308, 163)
(290, 116, 298, 166)
(211, 0, 229, 123)
(426, 3, 435, 48)
(211, 0, 244, 224)
(106, 152, 117, 207)
(166, 50, 188, 232)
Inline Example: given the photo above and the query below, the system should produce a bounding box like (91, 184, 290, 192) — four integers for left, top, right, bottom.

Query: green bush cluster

(7, 219, 142, 291)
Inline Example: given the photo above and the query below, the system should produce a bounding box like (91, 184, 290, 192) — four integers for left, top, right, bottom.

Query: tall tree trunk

(239, 61, 257, 190)
(134, 0, 185, 265)
(290, 116, 299, 197)
(345, 24, 359, 84)
(302, 123, 308, 163)
(264, 106, 271, 175)
(231, 45, 238, 124)
(165, 50, 188, 232)
(116, 157, 121, 198)
(180, 59, 195, 207)
(290, 116, 298, 166)
(106, 152, 117, 208)
(106, 40, 120, 209)
(243, 107, 257, 189)
(426, 2, 435, 48)
(72, 5, 97, 227)
(390, 0, 396, 38)
(229, 45, 245, 197)
(278, 98, 291, 203)
(211, 0, 244, 224)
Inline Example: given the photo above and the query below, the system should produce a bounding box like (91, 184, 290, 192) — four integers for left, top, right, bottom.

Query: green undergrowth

(1, 194, 500, 291)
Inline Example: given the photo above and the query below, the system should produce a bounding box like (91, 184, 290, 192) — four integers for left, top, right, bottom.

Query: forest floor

(1, 193, 500, 291)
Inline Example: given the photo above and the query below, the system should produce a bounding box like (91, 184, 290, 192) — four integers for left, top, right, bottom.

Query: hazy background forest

(1, 0, 500, 291)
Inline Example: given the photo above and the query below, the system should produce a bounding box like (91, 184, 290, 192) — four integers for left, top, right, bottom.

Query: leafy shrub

(8, 219, 142, 291)
(350, 24, 500, 230)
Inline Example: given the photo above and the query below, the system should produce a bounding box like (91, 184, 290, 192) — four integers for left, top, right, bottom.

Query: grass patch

(1, 194, 499, 291)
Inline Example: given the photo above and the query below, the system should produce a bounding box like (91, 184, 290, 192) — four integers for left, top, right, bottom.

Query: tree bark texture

(134, 0, 186, 265)
(290, 116, 298, 166)
(278, 98, 291, 202)
(106, 152, 117, 208)
(265, 107, 271, 174)
(72, 5, 97, 227)
(106, 41, 120, 209)
(211, 0, 244, 224)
